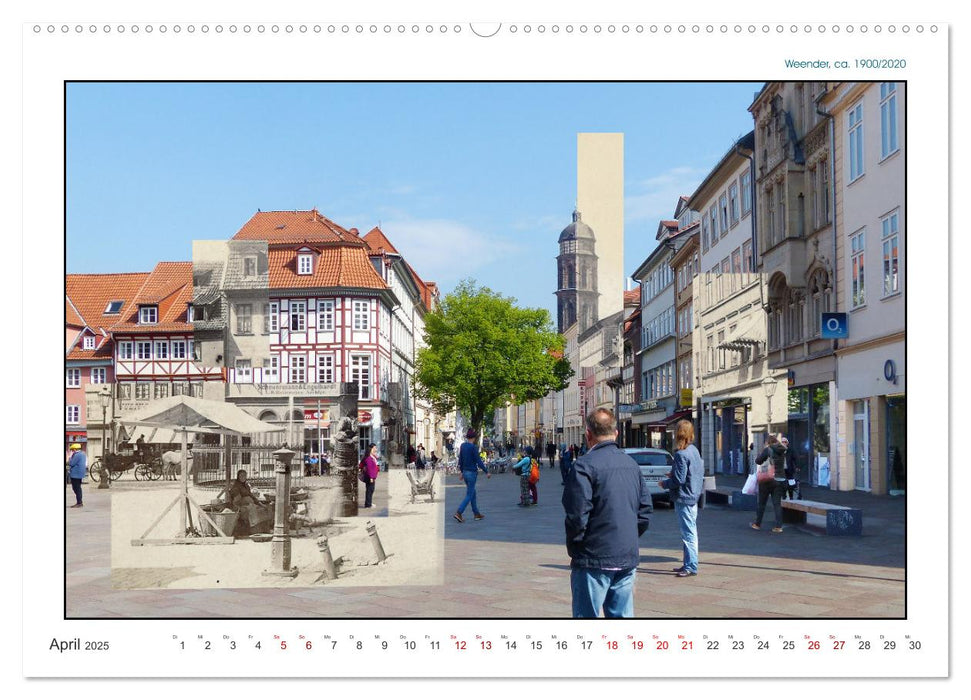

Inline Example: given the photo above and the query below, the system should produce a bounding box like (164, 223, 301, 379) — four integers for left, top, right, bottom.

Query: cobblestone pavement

(65, 469, 904, 618)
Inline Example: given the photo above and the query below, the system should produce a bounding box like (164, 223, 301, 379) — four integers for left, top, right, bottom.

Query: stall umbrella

(120, 395, 285, 546)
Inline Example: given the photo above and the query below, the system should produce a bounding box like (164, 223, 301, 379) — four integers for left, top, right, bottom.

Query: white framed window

(82, 336, 95, 350)
(235, 304, 253, 334)
(265, 302, 279, 333)
(135, 383, 151, 400)
(104, 300, 123, 314)
(66, 368, 80, 388)
(136, 341, 152, 360)
(139, 306, 158, 324)
(729, 182, 739, 223)
(848, 103, 864, 182)
(66, 405, 80, 424)
(850, 228, 866, 308)
(154, 382, 169, 400)
(701, 216, 709, 253)
(318, 354, 335, 383)
(289, 301, 306, 331)
(350, 353, 372, 399)
(263, 356, 279, 383)
(740, 171, 752, 215)
(297, 254, 313, 275)
(880, 83, 898, 159)
(154, 340, 169, 360)
(290, 355, 306, 383)
(90, 367, 106, 385)
(708, 205, 718, 243)
(171, 340, 187, 359)
(172, 381, 190, 396)
(318, 300, 335, 331)
(118, 341, 133, 360)
(235, 358, 252, 383)
(881, 210, 900, 297)
(353, 300, 370, 330)
(719, 194, 729, 231)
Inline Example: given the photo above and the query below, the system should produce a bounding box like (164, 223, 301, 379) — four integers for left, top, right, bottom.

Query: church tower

(556, 209, 600, 334)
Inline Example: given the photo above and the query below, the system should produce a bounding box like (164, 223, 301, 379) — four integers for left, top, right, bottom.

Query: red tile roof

(67, 272, 150, 330)
(362, 227, 400, 255)
(109, 262, 194, 333)
(623, 289, 640, 306)
(268, 246, 389, 291)
(66, 272, 151, 358)
(232, 209, 365, 247)
(66, 300, 85, 328)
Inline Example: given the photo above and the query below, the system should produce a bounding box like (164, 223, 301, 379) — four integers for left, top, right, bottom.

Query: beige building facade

(820, 82, 906, 495)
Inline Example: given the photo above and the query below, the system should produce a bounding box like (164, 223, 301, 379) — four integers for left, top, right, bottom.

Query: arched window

(258, 409, 278, 422)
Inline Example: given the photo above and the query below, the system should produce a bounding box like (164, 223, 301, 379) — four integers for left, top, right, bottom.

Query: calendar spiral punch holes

(22, 11, 950, 679)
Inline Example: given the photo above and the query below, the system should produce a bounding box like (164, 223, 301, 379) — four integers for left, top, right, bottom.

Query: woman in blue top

(512, 447, 534, 507)
(661, 420, 704, 577)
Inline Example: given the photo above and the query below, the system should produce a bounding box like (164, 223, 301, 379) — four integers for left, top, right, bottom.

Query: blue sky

(67, 81, 762, 316)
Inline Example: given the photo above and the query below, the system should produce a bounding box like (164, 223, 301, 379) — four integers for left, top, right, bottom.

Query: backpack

(529, 458, 540, 484)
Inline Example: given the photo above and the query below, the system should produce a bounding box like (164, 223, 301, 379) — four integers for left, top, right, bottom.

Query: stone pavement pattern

(65, 470, 904, 618)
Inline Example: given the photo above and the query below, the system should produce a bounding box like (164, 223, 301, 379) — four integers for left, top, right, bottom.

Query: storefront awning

(647, 409, 693, 429)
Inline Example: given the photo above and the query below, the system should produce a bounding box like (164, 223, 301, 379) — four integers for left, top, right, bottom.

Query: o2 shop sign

(358, 411, 373, 425)
(821, 312, 849, 339)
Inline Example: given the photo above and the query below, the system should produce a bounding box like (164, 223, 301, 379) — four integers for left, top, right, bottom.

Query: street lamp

(98, 386, 111, 490)
(762, 374, 778, 433)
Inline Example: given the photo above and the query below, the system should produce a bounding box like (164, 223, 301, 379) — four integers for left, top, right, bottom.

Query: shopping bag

(742, 471, 758, 495)
(755, 462, 775, 483)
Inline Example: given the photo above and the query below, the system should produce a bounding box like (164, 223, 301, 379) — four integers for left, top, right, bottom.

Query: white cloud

(625, 166, 708, 224)
(379, 218, 522, 286)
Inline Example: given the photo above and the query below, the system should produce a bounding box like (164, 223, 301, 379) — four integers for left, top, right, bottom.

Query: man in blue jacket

(562, 408, 652, 618)
(67, 443, 87, 508)
(453, 429, 490, 523)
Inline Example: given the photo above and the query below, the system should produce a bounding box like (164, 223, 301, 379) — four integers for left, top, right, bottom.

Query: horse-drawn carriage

(88, 447, 183, 482)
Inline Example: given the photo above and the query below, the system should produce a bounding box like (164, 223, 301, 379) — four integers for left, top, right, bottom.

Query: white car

(622, 447, 675, 506)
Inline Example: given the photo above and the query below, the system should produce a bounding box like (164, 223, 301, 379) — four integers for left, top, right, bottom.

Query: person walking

(67, 443, 87, 508)
(512, 447, 534, 507)
(559, 443, 574, 485)
(454, 429, 490, 522)
(751, 433, 788, 532)
(416, 443, 427, 471)
(563, 408, 652, 618)
(780, 436, 800, 500)
(660, 420, 705, 577)
(546, 441, 557, 469)
(359, 443, 379, 508)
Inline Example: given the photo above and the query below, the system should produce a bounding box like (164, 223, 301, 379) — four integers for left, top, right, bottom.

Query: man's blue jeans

(457, 471, 480, 516)
(570, 566, 636, 618)
(675, 501, 699, 573)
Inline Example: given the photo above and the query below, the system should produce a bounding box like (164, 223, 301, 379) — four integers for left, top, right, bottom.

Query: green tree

(415, 280, 573, 438)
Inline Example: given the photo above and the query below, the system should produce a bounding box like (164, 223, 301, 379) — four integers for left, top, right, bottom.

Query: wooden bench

(781, 499, 863, 535)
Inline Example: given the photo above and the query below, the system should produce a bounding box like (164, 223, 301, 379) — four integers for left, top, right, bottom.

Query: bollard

(316, 535, 338, 580)
(365, 520, 387, 563)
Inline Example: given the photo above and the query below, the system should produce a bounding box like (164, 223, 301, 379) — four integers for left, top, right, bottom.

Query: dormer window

(297, 253, 313, 275)
(104, 300, 123, 314)
(139, 305, 158, 324)
(244, 256, 257, 277)
(83, 336, 95, 350)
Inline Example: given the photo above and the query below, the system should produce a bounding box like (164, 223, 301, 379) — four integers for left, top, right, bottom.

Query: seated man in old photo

(226, 469, 273, 536)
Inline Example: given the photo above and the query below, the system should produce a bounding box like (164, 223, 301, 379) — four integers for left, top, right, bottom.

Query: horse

(161, 450, 183, 480)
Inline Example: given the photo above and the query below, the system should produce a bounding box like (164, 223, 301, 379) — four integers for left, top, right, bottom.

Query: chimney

(349, 228, 360, 236)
